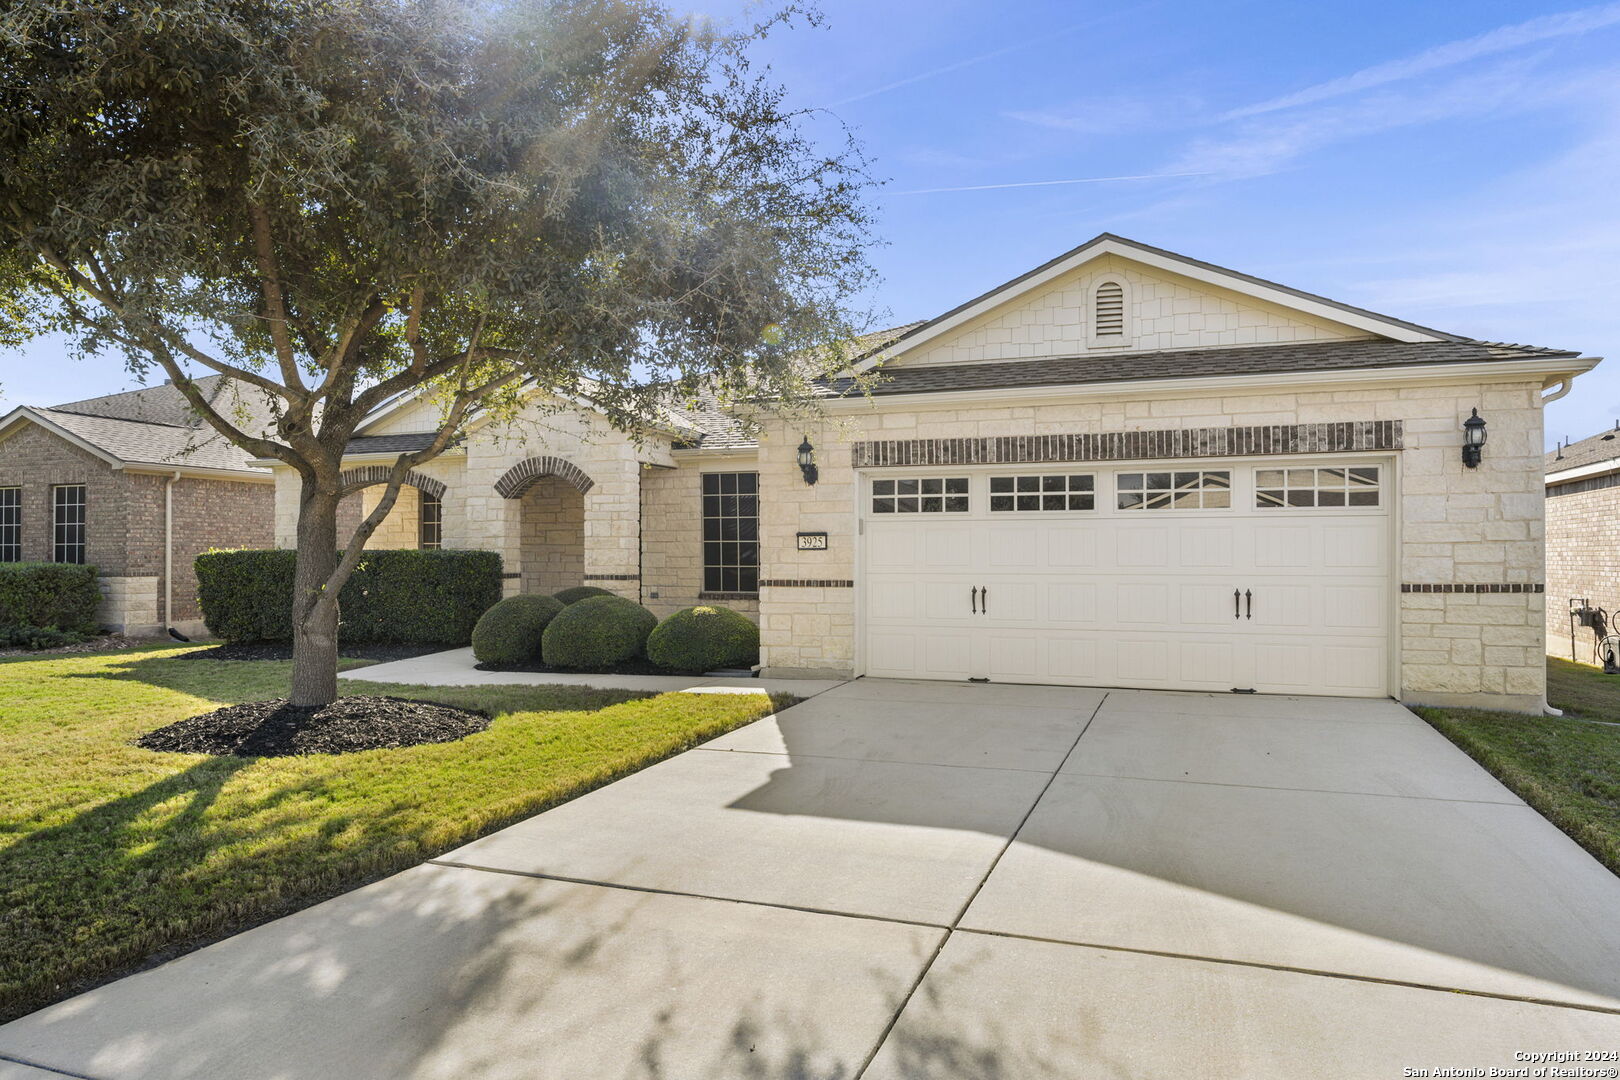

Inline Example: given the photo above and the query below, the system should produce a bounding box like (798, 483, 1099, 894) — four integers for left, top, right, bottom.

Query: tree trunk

(290, 475, 342, 707)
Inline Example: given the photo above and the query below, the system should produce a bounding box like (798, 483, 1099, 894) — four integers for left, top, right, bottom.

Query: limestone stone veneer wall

(1544, 472, 1620, 664)
(750, 376, 1549, 708)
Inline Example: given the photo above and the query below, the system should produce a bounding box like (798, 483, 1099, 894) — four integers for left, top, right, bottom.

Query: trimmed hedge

(0, 563, 100, 635)
(471, 594, 564, 664)
(196, 549, 502, 645)
(553, 585, 615, 606)
(541, 595, 657, 668)
(646, 606, 759, 672)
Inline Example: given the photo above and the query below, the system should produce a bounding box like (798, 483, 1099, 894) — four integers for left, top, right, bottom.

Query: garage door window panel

(1256, 466, 1380, 509)
(871, 477, 968, 514)
(990, 474, 1095, 512)
(1117, 470, 1230, 510)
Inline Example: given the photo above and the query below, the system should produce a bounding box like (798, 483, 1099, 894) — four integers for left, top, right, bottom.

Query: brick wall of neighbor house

(0, 423, 128, 571)
(1544, 476, 1620, 663)
(518, 475, 584, 595)
(902, 254, 1370, 367)
(640, 461, 761, 621)
(124, 473, 275, 628)
(752, 375, 1549, 706)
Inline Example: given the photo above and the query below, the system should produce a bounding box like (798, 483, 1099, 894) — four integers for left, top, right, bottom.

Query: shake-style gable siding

(893, 254, 1371, 368)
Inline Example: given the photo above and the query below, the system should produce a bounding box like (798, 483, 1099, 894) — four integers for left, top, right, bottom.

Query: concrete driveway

(4, 682, 1620, 1079)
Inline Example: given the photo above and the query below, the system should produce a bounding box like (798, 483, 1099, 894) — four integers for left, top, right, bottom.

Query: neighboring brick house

(1544, 426, 1620, 664)
(261, 233, 1599, 712)
(0, 375, 276, 635)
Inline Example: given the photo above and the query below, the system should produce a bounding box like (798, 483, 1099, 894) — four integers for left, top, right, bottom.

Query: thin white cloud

(1174, 55, 1560, 180)
(894, 172, 1209, 195)
(1005, 94, 1201, 135)
(1225, 2, 1620, 119)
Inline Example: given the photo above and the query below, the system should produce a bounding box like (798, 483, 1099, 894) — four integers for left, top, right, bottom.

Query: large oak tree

(0, 0, 875, 703)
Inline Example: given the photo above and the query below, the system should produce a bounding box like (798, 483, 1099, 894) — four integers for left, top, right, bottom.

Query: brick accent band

(761, 579, 855, 588)
(494, 455, 594, 498)
(699, 591, 760, 601)
(853, 421, 1403, 469)
(583, 573, 640, 581)
(1547, 471, 1620, 497)
(338, 465, 446, 499)
(1401, 583, 1544, 594)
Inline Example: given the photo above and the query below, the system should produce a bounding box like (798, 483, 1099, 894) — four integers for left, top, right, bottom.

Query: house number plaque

(796, 532, 829, 551)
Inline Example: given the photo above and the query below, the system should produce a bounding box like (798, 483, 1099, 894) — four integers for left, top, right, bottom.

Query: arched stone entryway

(494, 456, 593, 594)
(336, 467, 448, 550)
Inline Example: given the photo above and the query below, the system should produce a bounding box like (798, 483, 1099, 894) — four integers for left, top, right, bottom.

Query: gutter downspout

(1539, 376, 1579, 716)
(165, 472, 178, 634)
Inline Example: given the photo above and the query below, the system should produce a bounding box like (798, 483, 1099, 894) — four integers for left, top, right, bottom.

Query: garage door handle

(1245, 589, 1252, 620)
(1234, 588, 1241, 619)
(981, 586, 988, 614)
(971, 586, 978, 614)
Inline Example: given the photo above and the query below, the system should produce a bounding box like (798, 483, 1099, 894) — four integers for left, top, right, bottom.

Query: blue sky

(4, 0, 1617, 447)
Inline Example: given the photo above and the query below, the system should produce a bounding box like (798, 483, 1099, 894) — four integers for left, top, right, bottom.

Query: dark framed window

(0, 487, 19, 562)
(1117, 470, 1230, 510)
(53, 484, 86, 564)
(418, 489, 443, 549)
(990, 474, 1095, 512)
(702, 472, 758, 593)
(871, 477, 969, 514)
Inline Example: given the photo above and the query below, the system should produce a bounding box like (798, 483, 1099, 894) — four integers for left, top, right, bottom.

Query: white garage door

(860, 461, 1392, 696)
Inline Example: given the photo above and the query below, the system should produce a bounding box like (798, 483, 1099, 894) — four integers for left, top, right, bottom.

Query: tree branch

(247, 201, 308, 393)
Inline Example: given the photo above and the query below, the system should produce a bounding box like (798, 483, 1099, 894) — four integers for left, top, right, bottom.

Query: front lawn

(0, 646, 790, 1023)
(1417, 658, 1620, 878)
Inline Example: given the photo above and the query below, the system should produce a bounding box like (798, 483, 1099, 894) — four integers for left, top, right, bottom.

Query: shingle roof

(31, 407, 263, 471)
(7, 375, 279, 474)
(343, 432, 449, 455)
(1547, 425, 1620, 475)
(818, 339, 1580, 399)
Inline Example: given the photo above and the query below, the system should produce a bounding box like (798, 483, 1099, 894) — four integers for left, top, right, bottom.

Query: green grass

(0, 645, 791, 1023)
(1417, 657, 1620, 878)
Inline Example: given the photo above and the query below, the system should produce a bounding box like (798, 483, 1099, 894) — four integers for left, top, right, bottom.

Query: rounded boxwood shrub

(471, 594, 564, 664)
(646, 606, 759, 672)
(541, 595, 657, 668)
(552, 585, 616, 606)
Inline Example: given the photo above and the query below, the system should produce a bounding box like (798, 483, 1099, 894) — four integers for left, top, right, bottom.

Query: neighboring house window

(1256, 466, 1380, 508)
(702, 472, 758, 593)
(1117, 471, 1230, 510)
(418, 489, 443, 549)
(871, 477, 970, 513)
(0, 487, 19, 562)
(990, 474, 1095, 512)
(52, 484, 86, 564)
(1094, 281, 1126, 338)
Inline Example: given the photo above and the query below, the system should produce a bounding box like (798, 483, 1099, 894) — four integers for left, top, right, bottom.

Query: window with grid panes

(870, 477, 969, 513)
(0, 488, 18, 562)
(702, 473, 758, 593)
(53, 485, 86, 563)
(989, 474, 1095, 512)
(418, 489, 443, 548)
(1256, 466, 1380, 508)
(1116, 470, 1230, 510)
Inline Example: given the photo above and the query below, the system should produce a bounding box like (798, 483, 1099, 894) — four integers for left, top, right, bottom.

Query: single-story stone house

(0, 375, 276, 635)
(264, 234, 1598, 711)
(1544, 425, 1620, 663)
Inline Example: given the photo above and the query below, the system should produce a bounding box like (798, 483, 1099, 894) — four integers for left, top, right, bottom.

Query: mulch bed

(0, 633, 159, 660)
(178, 642, 447, 663)
(474, 656, 725, 678)
(135, 695, 490, 757)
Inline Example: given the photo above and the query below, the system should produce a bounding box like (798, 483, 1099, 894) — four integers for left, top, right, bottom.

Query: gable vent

(1094, 281, 1125, 337)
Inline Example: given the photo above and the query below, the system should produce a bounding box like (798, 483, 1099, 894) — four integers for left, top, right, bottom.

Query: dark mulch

(135, 695, 490, 757)
(178, 642, 447, 663)
(475, 655, 717, 677)
(0, 633, 160, 660)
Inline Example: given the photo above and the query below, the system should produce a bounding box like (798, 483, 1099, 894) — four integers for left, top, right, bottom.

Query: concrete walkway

(339, 645, 845, 697)
(5, 682, 1620, 1079)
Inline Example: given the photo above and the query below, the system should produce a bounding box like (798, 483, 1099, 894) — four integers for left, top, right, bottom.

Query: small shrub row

(472, 587, 758, 673)
(0, 563, 101, 635)
(196, 549, 503, 645)
(0, 624, 88, 650)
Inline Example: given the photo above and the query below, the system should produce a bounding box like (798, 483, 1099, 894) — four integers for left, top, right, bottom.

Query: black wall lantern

(1462, 408, 1488, 468)
(797, 436, 819, 485)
